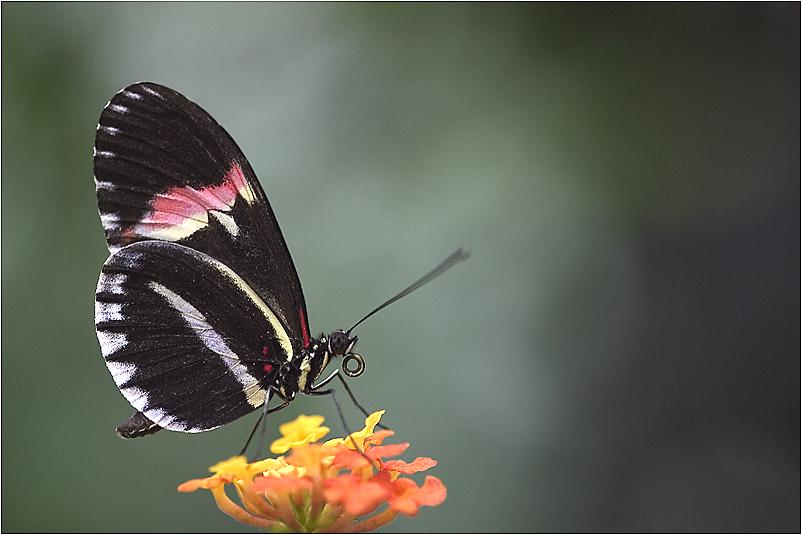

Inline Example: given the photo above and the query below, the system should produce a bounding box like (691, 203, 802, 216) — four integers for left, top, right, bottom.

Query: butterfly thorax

(278, 330, 362, 397)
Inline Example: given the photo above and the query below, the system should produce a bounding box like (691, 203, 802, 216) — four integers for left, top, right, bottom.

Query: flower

(271, 414, 330, 454)
(178, 411, 446, 532)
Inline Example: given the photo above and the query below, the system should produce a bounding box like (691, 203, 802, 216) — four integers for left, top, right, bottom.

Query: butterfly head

(326, 330, 365, 377)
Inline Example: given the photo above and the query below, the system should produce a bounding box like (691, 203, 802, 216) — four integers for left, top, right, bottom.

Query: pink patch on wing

(128, 162, 250, 240)
(225, 162, 251, 202)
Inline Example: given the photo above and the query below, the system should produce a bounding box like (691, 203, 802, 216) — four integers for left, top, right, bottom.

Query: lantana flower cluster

(178, 411, 446, 532)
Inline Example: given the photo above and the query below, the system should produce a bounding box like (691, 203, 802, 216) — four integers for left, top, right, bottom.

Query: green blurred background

(2, 3, 799, 532)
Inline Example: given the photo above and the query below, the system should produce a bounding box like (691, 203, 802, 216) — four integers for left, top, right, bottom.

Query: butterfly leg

(333, 373, 387, 430)
(239, 388, 292, 458)
(306, 386, 360, 450)
(309, 371, 387, 430)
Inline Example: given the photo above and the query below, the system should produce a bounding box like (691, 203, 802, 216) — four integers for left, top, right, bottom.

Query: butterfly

(93, 82, 468, 440)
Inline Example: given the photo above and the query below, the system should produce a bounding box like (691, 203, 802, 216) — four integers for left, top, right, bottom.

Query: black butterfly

(93, 82, 468, 440)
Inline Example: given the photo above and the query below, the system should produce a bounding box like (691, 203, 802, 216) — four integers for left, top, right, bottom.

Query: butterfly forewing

(95, 240, 296, 432)
(94, 82, 309, 347)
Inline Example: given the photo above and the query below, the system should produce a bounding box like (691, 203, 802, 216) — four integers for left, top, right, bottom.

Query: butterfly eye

(342, 353, 365, 377)
(327, 330, 356, 357)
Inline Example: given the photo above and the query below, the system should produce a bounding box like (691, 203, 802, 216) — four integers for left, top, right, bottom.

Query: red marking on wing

(264, 363, 274, 373)
(300, 308, 310, 348)
(127, 162, 249, 240)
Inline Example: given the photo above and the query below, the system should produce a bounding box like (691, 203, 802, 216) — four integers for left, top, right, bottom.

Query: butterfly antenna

(346, 248, 471, 335)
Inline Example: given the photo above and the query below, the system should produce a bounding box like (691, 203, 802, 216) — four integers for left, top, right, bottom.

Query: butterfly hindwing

(95, 240, 297, 433)
(93, 82, 310, 348)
